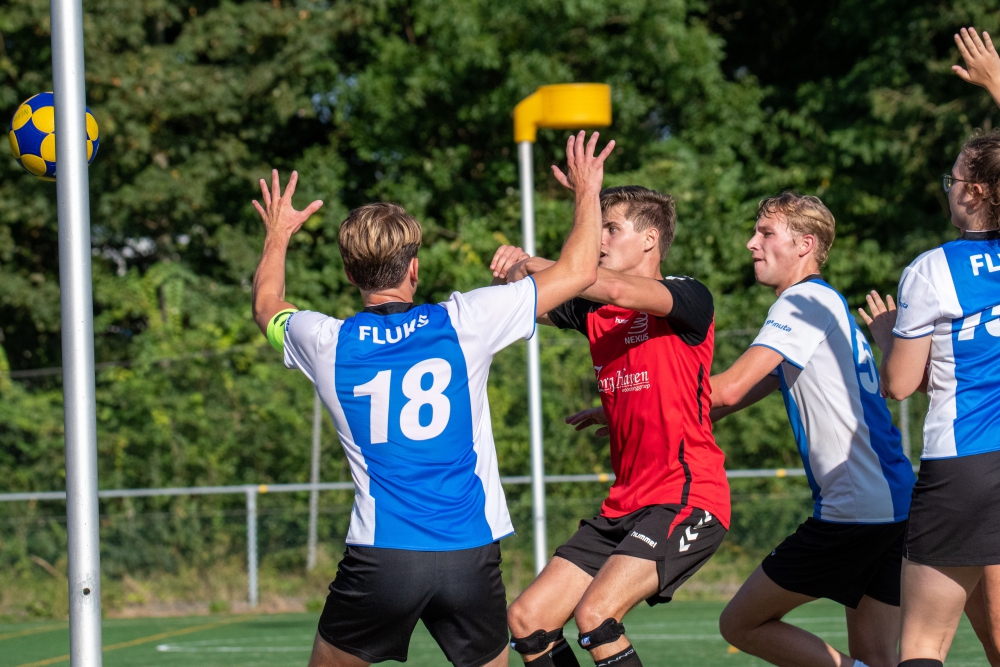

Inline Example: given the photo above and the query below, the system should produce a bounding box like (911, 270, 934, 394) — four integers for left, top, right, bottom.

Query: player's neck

(361, 286, 416, 308)
(773, 263, 821, 296)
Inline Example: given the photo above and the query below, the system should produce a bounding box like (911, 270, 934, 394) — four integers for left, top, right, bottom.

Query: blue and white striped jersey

(893, 231, 1000, 460)
(283, 279, 538, 551)
(751, 278, 914, 523)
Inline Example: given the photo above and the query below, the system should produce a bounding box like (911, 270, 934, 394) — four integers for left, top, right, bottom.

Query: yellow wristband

(266, 309, 298, 353)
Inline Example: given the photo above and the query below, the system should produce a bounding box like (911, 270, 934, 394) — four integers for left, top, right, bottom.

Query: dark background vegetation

(0, 0, 995, 612)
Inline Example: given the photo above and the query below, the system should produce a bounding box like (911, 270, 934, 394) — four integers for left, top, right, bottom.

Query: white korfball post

(51, 1, 104, 664)
(517, 141, 547, 575)
(307, 390, 322, 571)
(513, 84, 611, 575)
(246, 487, 259, 607)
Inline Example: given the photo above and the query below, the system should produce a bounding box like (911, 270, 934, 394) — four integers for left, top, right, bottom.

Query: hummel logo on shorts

(630, 531, 657, 548)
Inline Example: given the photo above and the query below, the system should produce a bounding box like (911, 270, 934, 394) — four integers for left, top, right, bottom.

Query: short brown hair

(600, 186, 677, 258)
(338, 203, 422, 291)
(757, 192, 836, 267)
(961, 131, 1000, 230)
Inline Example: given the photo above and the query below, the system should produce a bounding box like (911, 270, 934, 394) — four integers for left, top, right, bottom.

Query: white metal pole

(246, 487, 258, 607)
(51, 1, 103, 664)
(518, 140, 547, 575)
(900, 397, 911, 461)
(307, 390, 321, 571)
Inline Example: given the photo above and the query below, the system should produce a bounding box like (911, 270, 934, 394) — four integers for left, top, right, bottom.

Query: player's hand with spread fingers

(252, 169, 324, 241)
(858, 291, 897, 355)
(552, 130, 615, 196)
(566, 407, 609, 438)
(953, 27, 1000, 103)
(490, 245, 530, 279)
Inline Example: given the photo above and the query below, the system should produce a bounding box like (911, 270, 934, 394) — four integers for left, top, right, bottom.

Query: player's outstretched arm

(490, 252, 675, 317)
(251, 169, 323, 335)
(529, 131, 614, 316)
(709, 346, 783, 419)
(953, 27, 1000, 107)
(858, 291, 931, 400)
(580, 269, 675, 314)
(710, 376, 779, 422)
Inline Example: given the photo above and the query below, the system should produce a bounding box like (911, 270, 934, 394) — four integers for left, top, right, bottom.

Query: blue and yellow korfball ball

(8, 92, 100, 181)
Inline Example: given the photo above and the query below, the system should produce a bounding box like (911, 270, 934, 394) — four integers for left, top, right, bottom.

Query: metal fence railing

(0, 468, 806, 607)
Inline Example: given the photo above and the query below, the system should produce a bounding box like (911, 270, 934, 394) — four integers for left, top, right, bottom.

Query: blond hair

(338, 203, 422, 291)
(600, 186, 677, 258)
(757, 192, 836, 267)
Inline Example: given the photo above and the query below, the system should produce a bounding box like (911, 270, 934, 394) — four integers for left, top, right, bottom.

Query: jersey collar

(794, 273, 822, 287)
(963, 229, 1000, 241)
(363, 301, 419, 315)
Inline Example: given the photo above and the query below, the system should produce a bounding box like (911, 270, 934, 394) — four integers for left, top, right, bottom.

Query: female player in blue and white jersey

(862, 130, 1000, 667)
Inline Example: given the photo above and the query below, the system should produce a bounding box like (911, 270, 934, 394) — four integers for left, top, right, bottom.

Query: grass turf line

(2, 600, 994, 667)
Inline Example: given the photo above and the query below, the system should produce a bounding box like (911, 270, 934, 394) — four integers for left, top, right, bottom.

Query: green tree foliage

(0, 0, 989, 580)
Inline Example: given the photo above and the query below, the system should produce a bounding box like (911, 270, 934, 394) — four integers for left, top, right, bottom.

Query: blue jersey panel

(943, 238, 1000, 457)
(823, 281, 913, 519)
(777, 366, 824, 518)
(334, 304, 493, 550)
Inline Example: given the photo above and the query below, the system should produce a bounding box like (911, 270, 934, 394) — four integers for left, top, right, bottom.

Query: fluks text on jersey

(358, 314, 430, 344)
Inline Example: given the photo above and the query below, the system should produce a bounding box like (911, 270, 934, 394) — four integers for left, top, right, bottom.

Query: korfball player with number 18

(250, 130, 614, 667)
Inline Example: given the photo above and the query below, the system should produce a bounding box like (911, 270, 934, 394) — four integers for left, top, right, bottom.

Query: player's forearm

(252, 233, 295, 334)
(520, 257, 555, 276)
(532, 188, 600, 313)
(987, 83, 1000, 109)
(711, 375, 779, 419)
(879, 336, 931, 401)
(580, 269, 673, 316)
(555, 187, 602, 283)
(710, 348, 783, 410)
(709, 374, 749, 409)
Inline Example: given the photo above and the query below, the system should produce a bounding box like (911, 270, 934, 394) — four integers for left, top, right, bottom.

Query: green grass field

(0, 600, 992, 667)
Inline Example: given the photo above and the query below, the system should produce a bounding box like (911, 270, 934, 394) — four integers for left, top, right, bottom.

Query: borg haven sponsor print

(596, 313, 652, 394)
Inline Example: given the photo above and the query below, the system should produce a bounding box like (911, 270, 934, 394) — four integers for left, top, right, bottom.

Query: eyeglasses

(942, 174, 972, 193)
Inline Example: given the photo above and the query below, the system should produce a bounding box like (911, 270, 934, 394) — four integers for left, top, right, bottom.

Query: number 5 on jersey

(354, 358, 453, 443)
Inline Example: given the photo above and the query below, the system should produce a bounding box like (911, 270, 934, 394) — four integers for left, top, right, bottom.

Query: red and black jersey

(548, 276, 731, 528)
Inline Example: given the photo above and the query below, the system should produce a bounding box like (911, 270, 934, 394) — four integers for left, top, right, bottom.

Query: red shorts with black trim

(553, 504, 725, 605)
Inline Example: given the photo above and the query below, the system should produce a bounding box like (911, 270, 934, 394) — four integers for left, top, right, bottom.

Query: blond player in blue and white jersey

(250, 131, 615, 667)
(862, 128, 1000, 667)
(711, 193, 915, 667)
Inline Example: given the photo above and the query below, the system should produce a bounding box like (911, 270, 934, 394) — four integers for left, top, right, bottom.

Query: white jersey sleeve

(751, 284, 837, 369)
(441, 277, 537, 355)
(893, 253, 945, 339)
(282, 310, 344, 383)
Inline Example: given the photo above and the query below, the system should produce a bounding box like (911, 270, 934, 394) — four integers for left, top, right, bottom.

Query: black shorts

(761, 517, 905, 608)
(317, 543, 507, 666)
(906, 450, 1000, 567)
(553, 504, 726, 605)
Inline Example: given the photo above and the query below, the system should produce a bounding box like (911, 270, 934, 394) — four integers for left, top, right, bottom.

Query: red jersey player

(491, 186, 730, 667)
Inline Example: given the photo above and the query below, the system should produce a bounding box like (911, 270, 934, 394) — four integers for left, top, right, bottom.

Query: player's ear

(344, 269, 357, 286)
(644, 226, 659, 253)
(409, 257, 419, 285)
(798, 233, 817, 259)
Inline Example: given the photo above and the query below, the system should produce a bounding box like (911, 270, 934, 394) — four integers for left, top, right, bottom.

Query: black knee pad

(898, 662, 943, 667)
(522, 639, 581, 667)
(510, 628, 564, 655)
(577, 618, 625, 650)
